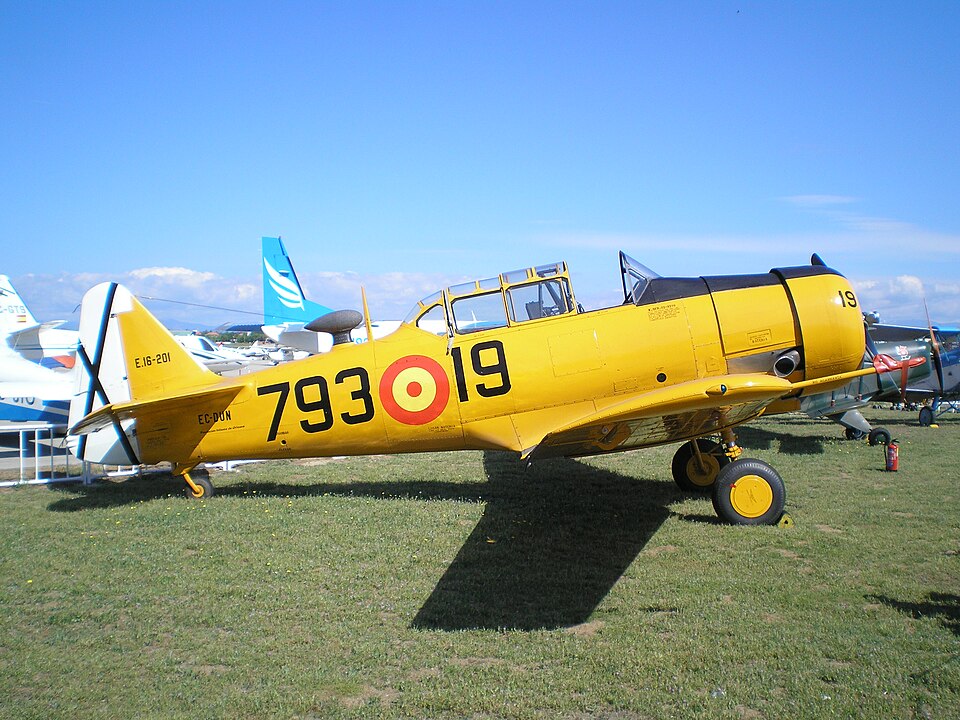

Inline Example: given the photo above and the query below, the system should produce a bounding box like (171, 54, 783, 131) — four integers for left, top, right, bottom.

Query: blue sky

(2, 1, 958, 328)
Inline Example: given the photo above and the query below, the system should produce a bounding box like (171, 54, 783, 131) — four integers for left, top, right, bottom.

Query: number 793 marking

(256, 367, 375, 442)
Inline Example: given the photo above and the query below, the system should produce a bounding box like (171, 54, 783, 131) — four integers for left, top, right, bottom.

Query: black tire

(918, 406, 934, 427)
(712, 458, 786, 526)
(185, 475, 214, 499)
(868, 427, 891, 446)
(671, 438, 731, 493)
(844, 427, 866, 441)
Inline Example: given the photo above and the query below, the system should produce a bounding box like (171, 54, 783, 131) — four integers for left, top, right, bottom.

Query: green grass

(1, 409, 958, 719)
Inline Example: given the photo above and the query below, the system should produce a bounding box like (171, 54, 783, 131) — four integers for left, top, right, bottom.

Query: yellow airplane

(68, 252, 896, 525)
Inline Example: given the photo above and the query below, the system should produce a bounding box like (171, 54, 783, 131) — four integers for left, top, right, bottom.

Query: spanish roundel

(378, 355, 450, 425)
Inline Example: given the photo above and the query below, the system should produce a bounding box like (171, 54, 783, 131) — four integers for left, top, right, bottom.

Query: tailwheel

(183, 471, 214, 499)
(918, 406, 934, 427)
(672, 438, 730, 493)
(712, 459, 786, 526)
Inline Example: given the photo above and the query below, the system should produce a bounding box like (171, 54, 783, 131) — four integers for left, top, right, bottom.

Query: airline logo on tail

(261, 236, 332, 325)
(263, 256, 305, 311)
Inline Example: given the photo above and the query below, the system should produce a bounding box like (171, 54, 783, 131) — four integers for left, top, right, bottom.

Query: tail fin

(68, 283, 221, 464)
(0, 275, 39, 337)
(261, 236, 332, 324)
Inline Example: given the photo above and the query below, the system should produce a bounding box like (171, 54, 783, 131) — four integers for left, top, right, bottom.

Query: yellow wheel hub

(686, 455, 720, 488)
(729, 475, 774, 518)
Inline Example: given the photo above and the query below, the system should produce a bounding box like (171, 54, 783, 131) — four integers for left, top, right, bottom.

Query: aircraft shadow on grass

(48, 452, 684, 631)
(411, 452, 680, 631)
(734, 423, 827, 455)
(867, 592, 960, 638)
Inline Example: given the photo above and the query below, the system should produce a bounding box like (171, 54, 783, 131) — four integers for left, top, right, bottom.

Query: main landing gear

(179, 468, 214, 499)
(672, 428, 786, 525)
(844, 426, 891, 446)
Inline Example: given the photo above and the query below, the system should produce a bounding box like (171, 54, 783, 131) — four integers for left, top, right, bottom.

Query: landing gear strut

(671, 438, 730, 493)
(180, 469, 214, 499)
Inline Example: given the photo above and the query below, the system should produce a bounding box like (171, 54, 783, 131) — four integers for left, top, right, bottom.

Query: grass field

(1, 409, 958, 719)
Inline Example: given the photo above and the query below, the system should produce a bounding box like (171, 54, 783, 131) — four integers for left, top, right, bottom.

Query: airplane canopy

(403, 260, 578, 334)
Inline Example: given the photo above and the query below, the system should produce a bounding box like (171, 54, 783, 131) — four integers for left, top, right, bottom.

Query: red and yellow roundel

(378, 355, 450, 425)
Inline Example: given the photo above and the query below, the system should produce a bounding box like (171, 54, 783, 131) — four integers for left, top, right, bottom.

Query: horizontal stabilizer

(71, 384, 243, 436)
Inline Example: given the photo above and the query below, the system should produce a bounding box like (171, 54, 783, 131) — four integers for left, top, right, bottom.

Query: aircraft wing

(70, 384, 243, 435)
(5, 324, 41, 352)
(522, 366, 885, 462)
(39, 320, 68, 330)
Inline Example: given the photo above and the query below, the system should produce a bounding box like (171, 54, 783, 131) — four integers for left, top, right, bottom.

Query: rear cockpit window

(452, 292, 508, 334)
(507, 279, 572, 321)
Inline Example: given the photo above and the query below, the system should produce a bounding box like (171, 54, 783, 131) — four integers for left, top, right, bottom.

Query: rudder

(68, 283, 220, 464)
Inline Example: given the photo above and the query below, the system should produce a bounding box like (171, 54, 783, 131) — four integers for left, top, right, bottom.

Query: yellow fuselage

(131, 264, 866, 468)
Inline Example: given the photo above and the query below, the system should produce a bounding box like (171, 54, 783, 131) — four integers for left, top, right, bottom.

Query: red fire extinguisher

(885, 439, 899, 472)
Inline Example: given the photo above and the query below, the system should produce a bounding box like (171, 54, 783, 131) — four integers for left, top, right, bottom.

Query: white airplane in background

(0, 275, 74, 423)
(174, 333, 276, 375)
(1, 275, 77, 370)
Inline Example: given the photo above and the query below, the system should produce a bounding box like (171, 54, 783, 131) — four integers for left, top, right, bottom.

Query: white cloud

(780, 196, 960, 257)
(853, 276, 960, 326)
(297, 270, 472, 318)
(129, 267, 217, 285)
(9, 270, 262, 330)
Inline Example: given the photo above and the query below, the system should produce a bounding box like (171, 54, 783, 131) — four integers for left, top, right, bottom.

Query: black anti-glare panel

(770, 265, 842, 280)
(633, 277, 709, 306)
(701, 273, 779, 294)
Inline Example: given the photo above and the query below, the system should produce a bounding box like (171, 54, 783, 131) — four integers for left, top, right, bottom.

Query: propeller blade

(923, 298, 945, 393)
(900, 360, 909, 404)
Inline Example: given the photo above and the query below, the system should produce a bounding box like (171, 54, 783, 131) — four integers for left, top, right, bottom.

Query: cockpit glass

(619, 251, 661, 304)
(416, 304, 447, 335)
(452, 291, 508, 333)
(403, 291, 442, 324)
(507, 279, 572, 321)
